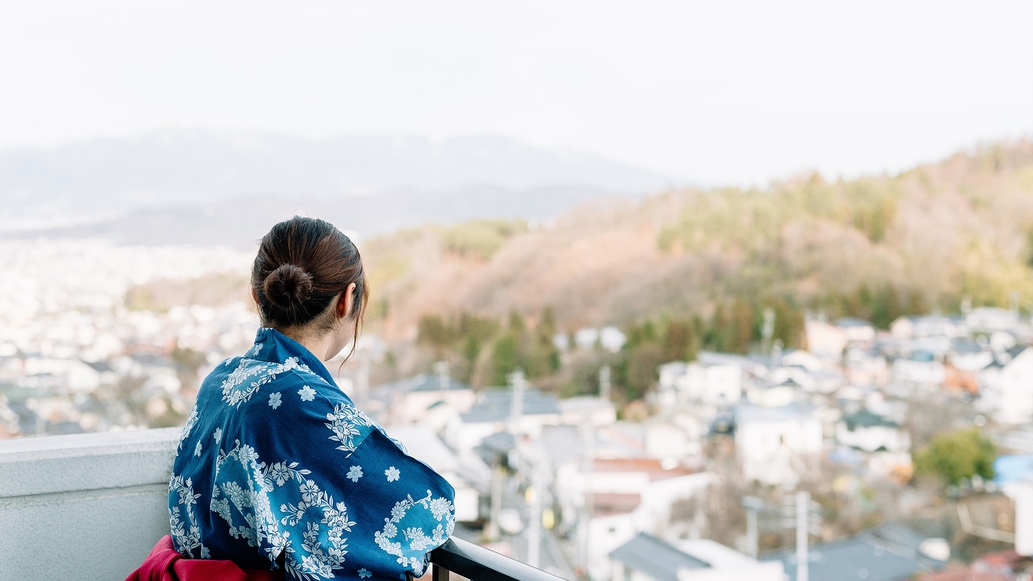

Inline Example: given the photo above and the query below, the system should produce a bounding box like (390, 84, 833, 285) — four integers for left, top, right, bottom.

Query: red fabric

(125, 535, 285, 581)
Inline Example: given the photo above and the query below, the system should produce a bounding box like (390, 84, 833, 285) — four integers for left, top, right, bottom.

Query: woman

(170, 217, 455, 580)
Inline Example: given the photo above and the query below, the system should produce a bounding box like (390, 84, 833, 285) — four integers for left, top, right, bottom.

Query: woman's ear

(337, 283, 357, 319)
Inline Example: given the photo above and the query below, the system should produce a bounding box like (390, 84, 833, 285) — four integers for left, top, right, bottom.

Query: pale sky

(1, 0, 1031, 185)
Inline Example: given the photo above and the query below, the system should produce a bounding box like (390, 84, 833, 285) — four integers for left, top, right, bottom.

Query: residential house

(891, 351, 945, 387)
(643, 415, 703, 463)
(781, 349, 824, 372)
(747, 378, 801, 408)
(444, 387, 562, 453)
(836, 409, 910, 454)
(979, 346, 1033, 425)
(836, 409, 912, 478)
(890, 315, 966, 340)
(805, 319, 848, 359)
(384, 372, 476, 429)
(608, 533, 784, 581)
(763, 524, 947, 581)
(560, 396, 617, 427)
(656, 359, 742, 407)
(835, 317, 876, 344)
(1001, 472, 1033, 556)
(844, 347, 889, 387)
(966, 307, 1020, 334)
(575, 458, 712, 581)
(734, 403, 823, 488)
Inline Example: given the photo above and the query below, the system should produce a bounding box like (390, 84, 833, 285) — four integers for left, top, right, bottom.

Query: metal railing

(430, 538, 566, 581)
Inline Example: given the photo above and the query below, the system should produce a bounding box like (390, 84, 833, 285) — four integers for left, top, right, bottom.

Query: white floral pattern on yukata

(373, 492, 455, 576)
(170, 327, 455, 581)
(169, 475, 208, 559)
(209, 441, 355, 580)
(178, 406, 199, 450)
(220, 356, 311, 408)
(325, 403, 377, 454)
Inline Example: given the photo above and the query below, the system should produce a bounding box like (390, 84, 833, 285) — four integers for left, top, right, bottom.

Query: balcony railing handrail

(430, 537, 566, 581)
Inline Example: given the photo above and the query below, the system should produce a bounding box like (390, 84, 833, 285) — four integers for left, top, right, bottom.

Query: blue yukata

(170, 328, 455, 580)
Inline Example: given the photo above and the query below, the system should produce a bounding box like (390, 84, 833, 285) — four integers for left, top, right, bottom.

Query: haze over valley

(0, 130, 674, 244)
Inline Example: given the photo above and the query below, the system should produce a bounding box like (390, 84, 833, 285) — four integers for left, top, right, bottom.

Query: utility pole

(599, 365, 611, 401)
(434, 360, 450, 390)
(486, 464, 503, 541)
(796, 490, 809, 581)
(761, 307, 775, 358)
(578, 419, 595, 573)
(509, 369, 525, 434)
(527, 453, 542, 568)
(742, 496, 763, 558)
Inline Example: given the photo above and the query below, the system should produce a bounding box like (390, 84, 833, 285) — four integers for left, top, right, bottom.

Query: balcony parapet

(0, 429, 565, 581)
(0, 428, 180, 581)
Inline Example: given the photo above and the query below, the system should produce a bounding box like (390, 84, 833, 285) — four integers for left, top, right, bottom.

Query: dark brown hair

(251, 217, 368, 354)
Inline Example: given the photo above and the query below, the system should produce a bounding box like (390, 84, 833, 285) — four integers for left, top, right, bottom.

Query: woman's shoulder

(200, 352, 342, 410)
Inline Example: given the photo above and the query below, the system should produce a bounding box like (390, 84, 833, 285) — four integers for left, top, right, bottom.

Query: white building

(443, 388, 562, 453)
(836, 409, 910, 453)
(643, 416, 703, 462)
(980, 346, 1033, 426)
(559, 396, 617, 427)
(656, 360, 742, 407)
(1003, 477, 1033, 556)
(891, 353, 945, 386)
(735, 404, 823, 488)
(966, 307, 1020, 334)
(805, 319, 848, 359)
(890, 315, 966, 340)
(572, 458, 713, 581)
(386, 373, 476, 429)
(844, 347, 889, 387)
(834, 317, 876, 344)
(780, 349, 823, 372)
(746, 378, 800, 408)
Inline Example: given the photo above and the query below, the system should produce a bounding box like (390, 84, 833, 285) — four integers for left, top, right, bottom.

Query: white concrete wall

(1004, 479, 1033, 557)
(0, 428, 179, 581)
(1000, 348, 1033, 425)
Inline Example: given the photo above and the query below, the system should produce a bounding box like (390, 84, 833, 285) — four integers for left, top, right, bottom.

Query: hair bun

(262, 263, 314, 309)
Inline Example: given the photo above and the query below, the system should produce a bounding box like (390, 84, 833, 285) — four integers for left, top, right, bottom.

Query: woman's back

(169, 218, 455, 580)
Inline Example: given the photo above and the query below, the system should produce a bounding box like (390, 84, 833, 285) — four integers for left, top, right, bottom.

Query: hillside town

(1, 238, 1031, 580)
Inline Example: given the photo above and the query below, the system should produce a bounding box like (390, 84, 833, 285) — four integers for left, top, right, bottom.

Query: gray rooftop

(762, 522, 944, 581)
(609, 533, 708, 581)
(460, 387, 561, 423)
(835, 317, 874, 328)
(842, 409, 899, 430)
(697, 351, 756, 369)
(381, 373, 472, 393)
(736, 403, 813, 424)
(763, 537, 932, 581)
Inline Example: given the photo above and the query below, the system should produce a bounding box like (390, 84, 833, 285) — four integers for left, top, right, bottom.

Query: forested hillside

(359, 142, 1033, 396)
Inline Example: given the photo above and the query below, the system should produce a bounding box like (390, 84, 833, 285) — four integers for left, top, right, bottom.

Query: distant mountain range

(0, 130, 676, 244)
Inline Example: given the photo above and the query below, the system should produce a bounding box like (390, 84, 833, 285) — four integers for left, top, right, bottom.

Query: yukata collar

(251, 327, 336, 386)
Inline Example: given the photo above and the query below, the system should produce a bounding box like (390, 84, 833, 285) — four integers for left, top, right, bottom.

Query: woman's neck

(280, 327, 333, 362)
